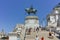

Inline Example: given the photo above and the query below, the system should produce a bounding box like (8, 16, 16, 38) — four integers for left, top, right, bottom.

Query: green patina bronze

(25, 6, 37, 15)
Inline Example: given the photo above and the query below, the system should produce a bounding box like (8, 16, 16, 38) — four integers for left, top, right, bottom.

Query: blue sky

(0, 0, 60, 33)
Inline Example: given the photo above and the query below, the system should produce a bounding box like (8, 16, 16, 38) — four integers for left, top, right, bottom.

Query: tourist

(49, 32, 52, 36)
(52, 33, 54, 38)
(28, 28, 32, 34)
(35, 35, 39, 40)
(36, 27, 39, 33)
(41, 37, 44, 40)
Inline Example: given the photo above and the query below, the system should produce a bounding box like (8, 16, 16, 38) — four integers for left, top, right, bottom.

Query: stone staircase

(25, 29, 41, 40)
(21, 28, 59, 40)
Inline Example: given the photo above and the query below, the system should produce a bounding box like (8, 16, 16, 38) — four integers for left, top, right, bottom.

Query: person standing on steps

(36, 27, 39, 33)
(35, 35, 39, 40)
(41, 37, 44, 40)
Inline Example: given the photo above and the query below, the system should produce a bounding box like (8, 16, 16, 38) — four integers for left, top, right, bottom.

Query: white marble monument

(47, 3, 60, 28)
(25, 6, 39, 29)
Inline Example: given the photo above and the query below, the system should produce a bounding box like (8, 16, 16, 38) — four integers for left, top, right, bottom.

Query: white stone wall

(25, 19, 39, 29)
(56, 27, 60, 30)
(9, 32, 18, 40)
(48, 22, 57, 27)
(9, 35, 17, 40)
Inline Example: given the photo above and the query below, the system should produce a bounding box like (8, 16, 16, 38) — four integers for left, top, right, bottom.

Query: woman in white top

(35, 35, 39, 40)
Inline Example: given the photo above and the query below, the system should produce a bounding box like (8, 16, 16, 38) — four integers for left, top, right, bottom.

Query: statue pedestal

(25, 16, 39, 29)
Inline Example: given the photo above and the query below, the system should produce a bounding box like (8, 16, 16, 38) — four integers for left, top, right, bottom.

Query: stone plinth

(25, 16, 39, 29)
